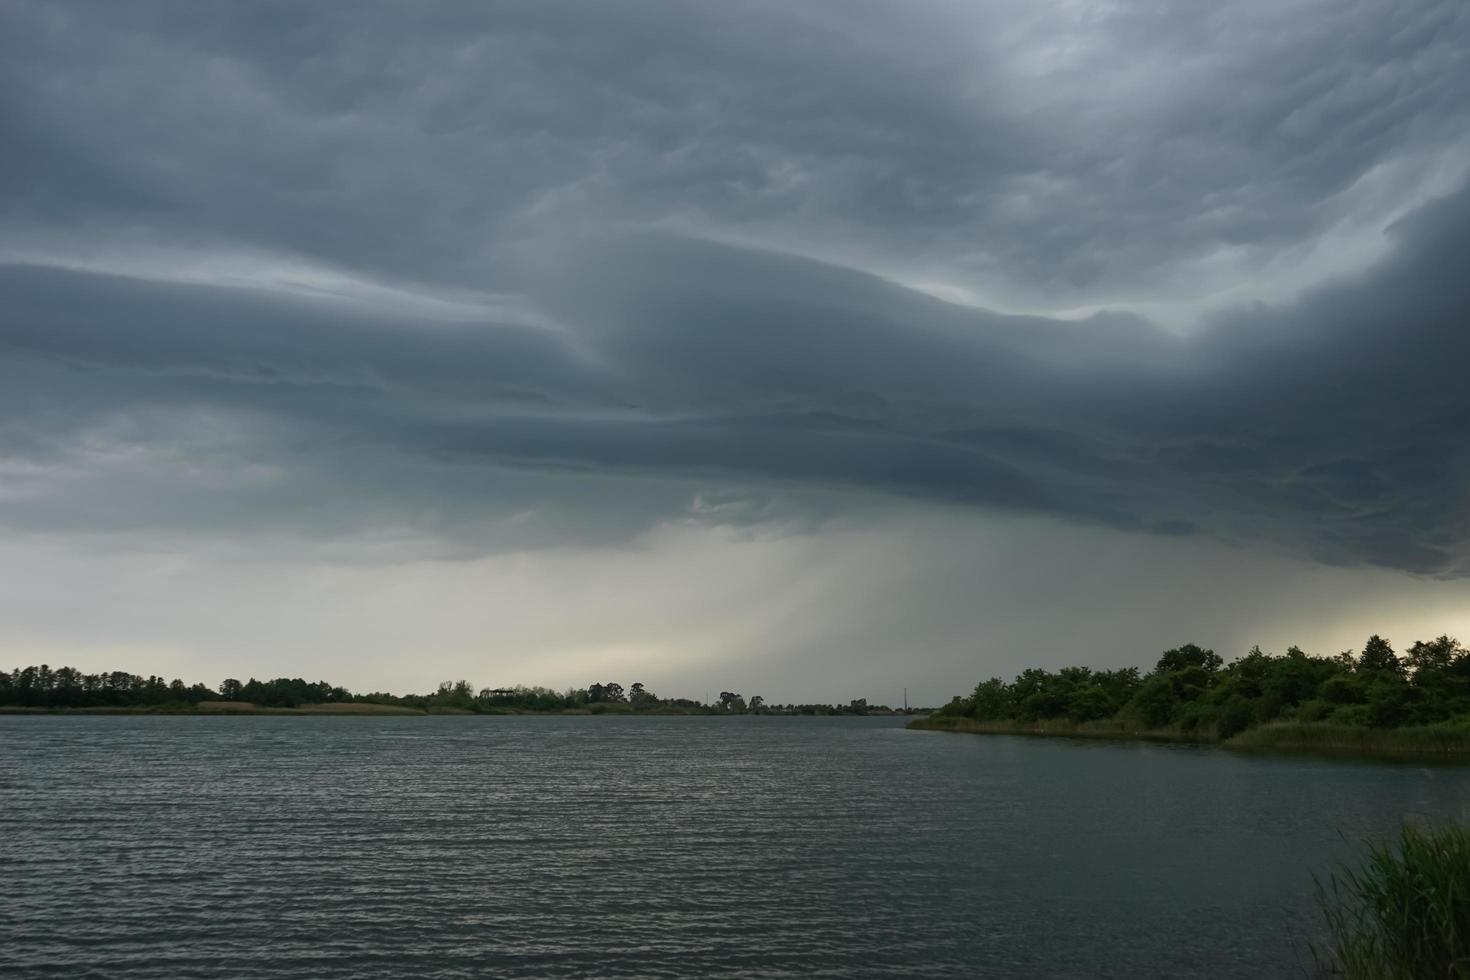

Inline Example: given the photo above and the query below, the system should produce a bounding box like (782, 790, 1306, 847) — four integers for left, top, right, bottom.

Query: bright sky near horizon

(3, 1, 1470, 702)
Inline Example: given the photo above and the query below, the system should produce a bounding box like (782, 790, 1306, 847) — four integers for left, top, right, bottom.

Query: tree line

(0, 667, 352, 710)
(0, 666, 908, 715)
(935, 635, 1470, 737)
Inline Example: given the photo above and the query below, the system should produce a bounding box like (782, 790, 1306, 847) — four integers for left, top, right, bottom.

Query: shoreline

(0, 704, 924, 718)
(907, 715, 1470, 763)
(0, 703, 425, 716)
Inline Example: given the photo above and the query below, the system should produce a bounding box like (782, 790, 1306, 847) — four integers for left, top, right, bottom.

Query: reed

(1228, 720, 1470, 758)
(1316, 822, 1470, 979)
(907, 715, 1204, 743)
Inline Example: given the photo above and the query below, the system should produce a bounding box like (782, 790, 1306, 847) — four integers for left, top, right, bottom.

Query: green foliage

(0, 665, 216, 709)
(1230, 720, 1470, 756)
(968, 677, 1010, 719)
(2, 666, 908, 716)
(1155, 643, 1223, 675)
(1067, 685, 1115, 722)
(1215, 698, 1255, 740)
(1317, 822, 1470, 979)
(1127, 675, 1178, 728)
(1358, 634, 1403, 675)
(1320, 675, 1366, 705)
(939, 633, 1470, 743)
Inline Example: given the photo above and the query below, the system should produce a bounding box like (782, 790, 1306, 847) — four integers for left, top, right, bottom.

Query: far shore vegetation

(913, 635, 1470, 759)
(0, 668, 921, 717)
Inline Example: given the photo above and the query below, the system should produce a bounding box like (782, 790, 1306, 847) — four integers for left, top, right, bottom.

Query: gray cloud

(3, 178, 1469, 573)
(1, 0, 1468, 583)
(4, 1, 1467, 311)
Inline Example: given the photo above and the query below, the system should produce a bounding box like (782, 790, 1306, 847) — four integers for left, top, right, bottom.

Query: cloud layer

(5, 184, 1469, 572)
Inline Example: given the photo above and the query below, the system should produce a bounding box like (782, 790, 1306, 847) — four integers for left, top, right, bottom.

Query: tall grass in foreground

(1316, 823, 1470, 979)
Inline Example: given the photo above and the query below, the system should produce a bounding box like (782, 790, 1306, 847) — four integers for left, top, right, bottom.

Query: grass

(1316, 822, 1470, 979)
(910, 715, 1470, 762)
(1227, 720, 1470, 759)
(907, 714, 1206, 743)
(194, 701, 426, 715)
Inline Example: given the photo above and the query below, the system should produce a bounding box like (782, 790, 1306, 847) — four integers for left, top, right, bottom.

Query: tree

(1358, 635, 1402, 674)
(1406, 636, 1461, 677)
(1126, 675, 1177, 728)
(219, 678, 243, 700)
(969, 678, 1010, 720)
(601, 682, 626, 703)
(1155, 644, 1223, 675)
(1068, 685, 1115, 722)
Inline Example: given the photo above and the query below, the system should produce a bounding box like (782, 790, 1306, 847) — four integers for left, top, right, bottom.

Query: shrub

(1294, 699, 1335, 722)
(1215, 698, 1255, 740)
(1331, 705, 1373, 727)
(1125, 675, 1177, 728)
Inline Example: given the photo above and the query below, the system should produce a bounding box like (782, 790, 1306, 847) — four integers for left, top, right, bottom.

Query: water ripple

(3, 715, 1469, 978)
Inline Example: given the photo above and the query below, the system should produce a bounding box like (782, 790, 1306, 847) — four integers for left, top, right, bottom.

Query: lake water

(3, 715, 1468, 978)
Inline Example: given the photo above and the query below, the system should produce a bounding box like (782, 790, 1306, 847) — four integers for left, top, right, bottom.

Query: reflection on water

(3, 715, 1468, 979)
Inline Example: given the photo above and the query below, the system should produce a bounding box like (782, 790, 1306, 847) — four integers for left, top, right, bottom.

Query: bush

(1331, 705, 1373, 727)
(1215, 698, 1255, 740)
(1177, 699, 1216, 732)
(1067, 685, 1115, 722)
(1294, 698, 1335, 722)
(1321, 675, 1366, 705)
(1126, 675, 1177, 728)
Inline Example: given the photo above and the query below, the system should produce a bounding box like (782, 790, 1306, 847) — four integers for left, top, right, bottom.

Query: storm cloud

(2, 1, 1469, 691)
(5, 186, 1470, 572)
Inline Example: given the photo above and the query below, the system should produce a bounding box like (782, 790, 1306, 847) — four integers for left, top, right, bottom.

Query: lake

(3, 714, 1468, 978)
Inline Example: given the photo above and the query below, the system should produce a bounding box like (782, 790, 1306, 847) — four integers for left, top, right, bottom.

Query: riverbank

(0, 702, 426, 716)
(908, 715, 1470, 761)
(907, 715, 1206, 742)
(1, 702, 924, 718)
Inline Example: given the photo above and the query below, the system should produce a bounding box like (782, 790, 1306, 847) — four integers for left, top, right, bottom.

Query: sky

(3, 0, 1470, 704)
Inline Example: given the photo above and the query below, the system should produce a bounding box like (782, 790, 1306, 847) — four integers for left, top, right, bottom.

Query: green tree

(1068, 685, 1115, 722)
(1406, 635, 1460, 676)
(1155, 644, 1223, 674)
(1358, 635, 1402, 675)
(969, 678, 1010, 720)
(1126, 675, 1177, 728)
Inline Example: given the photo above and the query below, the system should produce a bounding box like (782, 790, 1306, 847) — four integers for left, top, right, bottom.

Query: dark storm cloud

(5, 181, 1470, 571)
(1, 0, 1468, 573)
(4, 1, 1466, 298)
